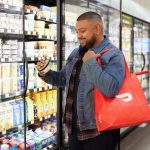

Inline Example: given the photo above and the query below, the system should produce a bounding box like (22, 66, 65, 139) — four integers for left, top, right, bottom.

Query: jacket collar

(91, 36, 110, 53)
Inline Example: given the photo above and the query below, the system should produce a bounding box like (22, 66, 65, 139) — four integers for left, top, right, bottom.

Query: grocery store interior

(0, 0, 149, 149)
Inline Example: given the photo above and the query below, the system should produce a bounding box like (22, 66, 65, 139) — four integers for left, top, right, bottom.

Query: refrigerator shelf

(35, 15, 56, 24)
(0, 57, 22, 63)
(26, 85, 55, 94)
(24, 31, 57, 41)
(0, 3, 23, 14)
(28, 113, 57, 126)
(0, 92, 23, 102)
(0, 29, 23, 39)
(0, 127, 18, 138)
(24, 8, 36, 14)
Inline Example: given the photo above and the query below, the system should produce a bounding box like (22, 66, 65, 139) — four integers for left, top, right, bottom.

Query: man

(36, 11, 125, 150)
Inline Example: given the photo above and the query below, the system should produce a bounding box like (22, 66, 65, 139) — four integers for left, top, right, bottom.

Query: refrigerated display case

(133, 19, 150, 103)
(0, 0, 59, 149)
(122, 14, 133, 71)
(0, 0, 26, 149)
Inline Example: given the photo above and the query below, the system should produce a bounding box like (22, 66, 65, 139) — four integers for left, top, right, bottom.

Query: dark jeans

(68, 127, 120, 150)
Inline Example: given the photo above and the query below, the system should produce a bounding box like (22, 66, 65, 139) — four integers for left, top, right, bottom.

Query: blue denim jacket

(41, 37, 125, 131)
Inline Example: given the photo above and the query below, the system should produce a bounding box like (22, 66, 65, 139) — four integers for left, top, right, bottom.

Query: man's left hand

(83, 50, 101, 62)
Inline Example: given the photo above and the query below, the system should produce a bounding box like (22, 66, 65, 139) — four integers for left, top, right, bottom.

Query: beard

(80, 34, 97, 49)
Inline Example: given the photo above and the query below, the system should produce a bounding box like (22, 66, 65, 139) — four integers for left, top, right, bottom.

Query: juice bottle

(40, 92, 48, 117)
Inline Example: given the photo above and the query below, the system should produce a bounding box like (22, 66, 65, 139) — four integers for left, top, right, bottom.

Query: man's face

(75, 20, 98, 49)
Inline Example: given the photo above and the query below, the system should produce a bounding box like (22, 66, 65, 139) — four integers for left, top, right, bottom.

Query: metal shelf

(0, 4, 23, 14)
(0, 57, 23, 63)
(26, 85, 54, 94)
(24, 31, 57, 41)
(0, 91, 23, 102)
(0, 29, 23, 39)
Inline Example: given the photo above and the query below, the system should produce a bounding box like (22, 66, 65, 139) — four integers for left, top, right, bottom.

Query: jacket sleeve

(39, 48, 78, 87)
(82, 50, 125, 97)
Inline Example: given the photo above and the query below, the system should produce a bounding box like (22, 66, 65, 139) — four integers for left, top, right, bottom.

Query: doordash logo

(115, 93, 132, 102)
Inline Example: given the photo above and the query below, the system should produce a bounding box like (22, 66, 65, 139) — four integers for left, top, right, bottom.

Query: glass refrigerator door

(24, 0, 58, 149)
(122, 14, 133, 72)
(0, 0, 25, 149)
(133, 19, 150, 102)
(141, 23, 150, 102)
(62, 0, 121, 147)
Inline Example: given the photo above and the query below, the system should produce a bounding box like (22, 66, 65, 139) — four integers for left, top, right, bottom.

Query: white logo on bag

(115, 93, 132, 102)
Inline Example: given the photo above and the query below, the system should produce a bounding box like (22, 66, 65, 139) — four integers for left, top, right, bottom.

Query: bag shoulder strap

(97, 48, 130, 78)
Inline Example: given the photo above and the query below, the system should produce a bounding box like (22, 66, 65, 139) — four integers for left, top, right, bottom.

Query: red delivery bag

(95, 49, 150, 132)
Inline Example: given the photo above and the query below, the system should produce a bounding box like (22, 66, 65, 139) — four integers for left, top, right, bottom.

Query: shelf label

(27, 31, 31, 35)
(16, 7, 20, 11)
(44, 87, 48, 90)
(5, 94, 9, 98)
(48, 115, 50, 118)
(26, 9, 30, 13)
(48, 145, 53, 148)
(40, 118, 42, 121)
(38, 35, 42, 38)
(0, 29, 4, 33)
(2, 130, 6, 135)
(4, 4, 8, 9)
(33, 31, 36, 35)
(39, 88, 42, 91)
(37, 16, 41, 19)
(45, 116, 48, 119)
(31, 120, 34, 124)
(34, 89, 37, 92)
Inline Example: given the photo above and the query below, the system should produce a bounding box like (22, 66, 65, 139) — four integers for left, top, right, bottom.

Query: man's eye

(80, 30, 86, 33)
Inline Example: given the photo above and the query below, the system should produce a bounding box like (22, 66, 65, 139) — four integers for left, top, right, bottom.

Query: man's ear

(96, 21, 103, 33)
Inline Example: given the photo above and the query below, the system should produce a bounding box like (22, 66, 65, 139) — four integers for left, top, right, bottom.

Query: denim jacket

(40, 37, 125, 131)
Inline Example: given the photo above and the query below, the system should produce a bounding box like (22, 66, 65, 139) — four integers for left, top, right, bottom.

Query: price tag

(45, 116, 47, 119)
(27, 9, 30, 13)
(16, 91, 20, 95)
(31, 57, 34, 61)
(44, 87, 48, 90)
(31, 120, 34, 124)
(39, 88, 42, 91)
(37, 16, 41, 19)
(7, 29, 11, 33)
(46, 18, 49, 21)
(20, 30, 23, 34)
(33, 31, 36, 35)
(27, 90, 29, 93)
(40, 118, 42, 121)
(48, 145, 53, 148)
(48, 115, 50, 118)
(2, 130, 6, 135)
(14, 30, 19, 34)
(1, 58, 5, 62)
(46, 35, 50, 39)
(27, 31, 31, 35)
(4, 4, 8, 9)
(0, 29, 4, 33)
(38, 35, 42, 38)
(16, 6, 20, 11)
(18, 125, 22, 129)
(5, 94, 9, 98)
(34, 88, 37, 92)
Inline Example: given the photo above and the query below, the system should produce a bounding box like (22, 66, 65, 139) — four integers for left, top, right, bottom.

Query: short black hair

(77, 11, 102, 23)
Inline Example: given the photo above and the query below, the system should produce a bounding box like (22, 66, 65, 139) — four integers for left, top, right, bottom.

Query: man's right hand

(35, 59, 47, 76)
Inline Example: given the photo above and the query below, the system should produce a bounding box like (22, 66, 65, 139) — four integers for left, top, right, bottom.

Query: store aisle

(121, 123, 150, 150)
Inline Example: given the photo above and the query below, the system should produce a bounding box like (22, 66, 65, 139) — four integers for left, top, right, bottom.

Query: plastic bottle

(46, 121, 51, 131)
(1, 141, 9, 150)
(11, 145, 18, 150)
(42, 123, 47, 131)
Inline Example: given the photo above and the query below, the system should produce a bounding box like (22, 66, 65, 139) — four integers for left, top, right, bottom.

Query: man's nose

(77, 33, 82, 39)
